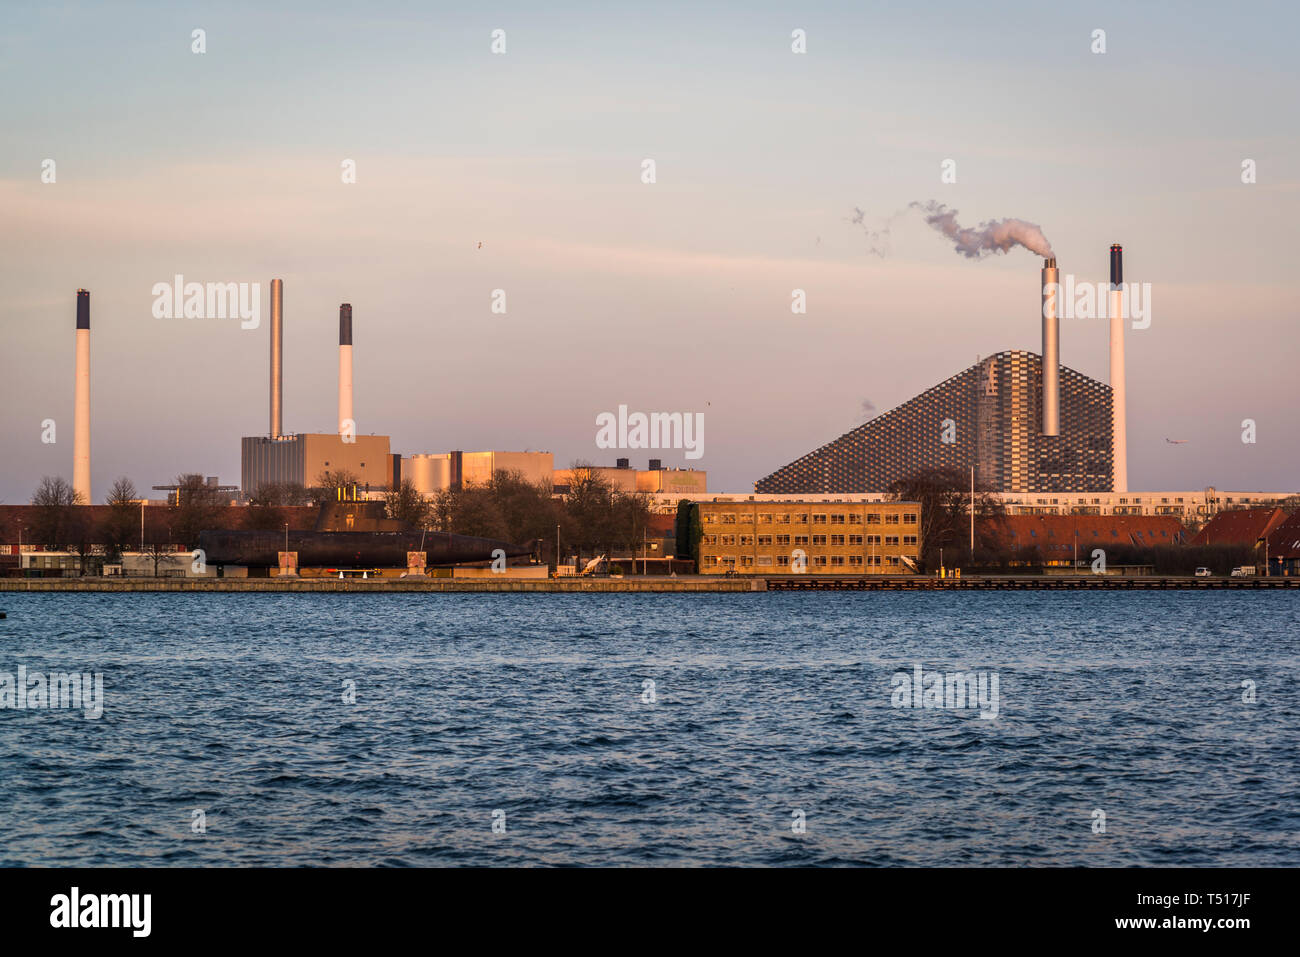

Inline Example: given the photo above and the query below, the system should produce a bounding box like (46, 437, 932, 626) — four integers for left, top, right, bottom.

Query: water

(1, 592, 1297, 866)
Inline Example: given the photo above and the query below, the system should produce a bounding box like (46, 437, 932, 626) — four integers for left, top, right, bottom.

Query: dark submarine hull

(198, 529, 534, 568)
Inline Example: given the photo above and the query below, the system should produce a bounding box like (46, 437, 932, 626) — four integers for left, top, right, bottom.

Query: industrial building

(757, 350, 1113, 494)
(683, 499, 921, 574)
(757, 245, 1137, 496)
(241, 434, 395, 495)
(552, 460, 707, 496)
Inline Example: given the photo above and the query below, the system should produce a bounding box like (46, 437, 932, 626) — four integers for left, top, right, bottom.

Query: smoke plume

(911, 200, 1053, 259)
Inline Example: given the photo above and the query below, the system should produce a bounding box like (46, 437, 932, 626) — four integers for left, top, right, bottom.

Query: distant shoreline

(1, 575, 1295, 593)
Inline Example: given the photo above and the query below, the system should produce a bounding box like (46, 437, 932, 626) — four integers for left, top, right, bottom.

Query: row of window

(703, 554, 904, 567)
(703, 534, 917, 547)
(707, 512, 916, 525)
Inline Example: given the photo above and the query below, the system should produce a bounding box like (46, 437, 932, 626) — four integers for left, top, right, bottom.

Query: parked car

(1230, 566, 1256, 577)
(1194, 567, 1212, 577)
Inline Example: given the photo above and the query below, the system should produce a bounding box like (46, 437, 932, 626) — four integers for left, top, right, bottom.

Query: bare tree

(101, 477, 139, 562)
(311, 469, 360, 506)
(172, 474, 221, 547)
(29, 476, 84, 548)
(385, 478, 431, 528)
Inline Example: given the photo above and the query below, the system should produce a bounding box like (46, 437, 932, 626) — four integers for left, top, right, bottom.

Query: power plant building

(756, 350, 1113, 494)
(241, 433, 394, 495)
(758, 245, 1133, 496)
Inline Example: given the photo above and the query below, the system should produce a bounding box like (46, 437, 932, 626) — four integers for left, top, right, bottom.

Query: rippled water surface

(1, 591, 1297, 866)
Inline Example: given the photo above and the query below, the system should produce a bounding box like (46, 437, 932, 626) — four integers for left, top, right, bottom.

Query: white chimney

(73, 289, 91, 504)
(338, 303, 353, 436)
(1109, 245, 1127, 493)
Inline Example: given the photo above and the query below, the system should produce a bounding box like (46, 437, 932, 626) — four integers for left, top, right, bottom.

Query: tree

(485, 470, 559, 547)
(311, 469, 360, 506)
(29, 476, 83, 548)
(887, 467, 1005, 571)
(250, 482, 310, 507)
(101, 477, 139, 562)
(171, 473, 221, 547)
(385, 478, 431, 528)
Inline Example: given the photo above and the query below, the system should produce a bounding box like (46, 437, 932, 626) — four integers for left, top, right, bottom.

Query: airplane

(1165, 438, 1189, 444)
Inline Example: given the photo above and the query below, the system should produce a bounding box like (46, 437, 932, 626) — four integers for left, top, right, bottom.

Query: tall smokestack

(338, 303, 353, 436)
(269, 278, 283, 438)
(73, 289, 91, 504)
(1109, 245, 1127, 492)
(1041, 258, 1060, 436)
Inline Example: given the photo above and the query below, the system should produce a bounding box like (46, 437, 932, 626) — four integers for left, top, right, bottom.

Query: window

(848, 514, 862, 525)
(830, 514, 846, 524)
(903, 535, 918, 546)
(830, 556, 845, 566)
(758, 513, 772, 524)
(903, 513, 918, 525)
(703, 535, 716, 545)
(849, 555, 863, 566)
(866, 535, 881, 545)
(775, 534, 790, 546)
(830, 535, 845, 545)
(741, 556, 754, 567)
(848, 534, 863, 545)
(757, 535, 772, 546)
(794, 535, 809, 546)
(776, 555, 790, 567)
(739, 535, 753, 545)
(812, 534, 827, 545)
(866, 513, 881, 524)
(776, 514, 790, 524)
(812, 514, 827, 524)
(721, 514, 736, 524)
(885, 535, 899, 546)
(704, 514, 716, 524)
(720, 534, 736, 546)
(795, 514, 808, 524)
(813, 556, 827, 566)
(885, 514, 900, 525)
(756, 556, 773, 566)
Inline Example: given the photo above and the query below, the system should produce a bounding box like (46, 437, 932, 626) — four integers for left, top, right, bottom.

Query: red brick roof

(1189, 507, 1288, 547)
(981, 514, 1190, 555)
(1265, 512, 1300, 558)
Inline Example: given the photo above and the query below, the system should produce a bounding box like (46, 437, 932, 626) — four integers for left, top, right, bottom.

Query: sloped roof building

(756, 351, 1113, 494)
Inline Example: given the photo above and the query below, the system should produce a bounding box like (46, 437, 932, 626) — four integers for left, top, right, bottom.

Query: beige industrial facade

(694, 500, 921, 574)
(241, 433, 394, 494)
(402, 450, 554, 495)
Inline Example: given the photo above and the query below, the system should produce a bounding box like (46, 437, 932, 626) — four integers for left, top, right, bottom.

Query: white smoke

(911, 200, 1053, 259)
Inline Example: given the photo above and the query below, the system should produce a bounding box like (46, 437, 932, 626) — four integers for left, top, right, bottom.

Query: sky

(1, 0, 1297, 503)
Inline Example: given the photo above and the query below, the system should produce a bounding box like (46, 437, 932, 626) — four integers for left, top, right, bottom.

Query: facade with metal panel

(241, 433, 394, 494)
(756, 351, 1113, 494)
